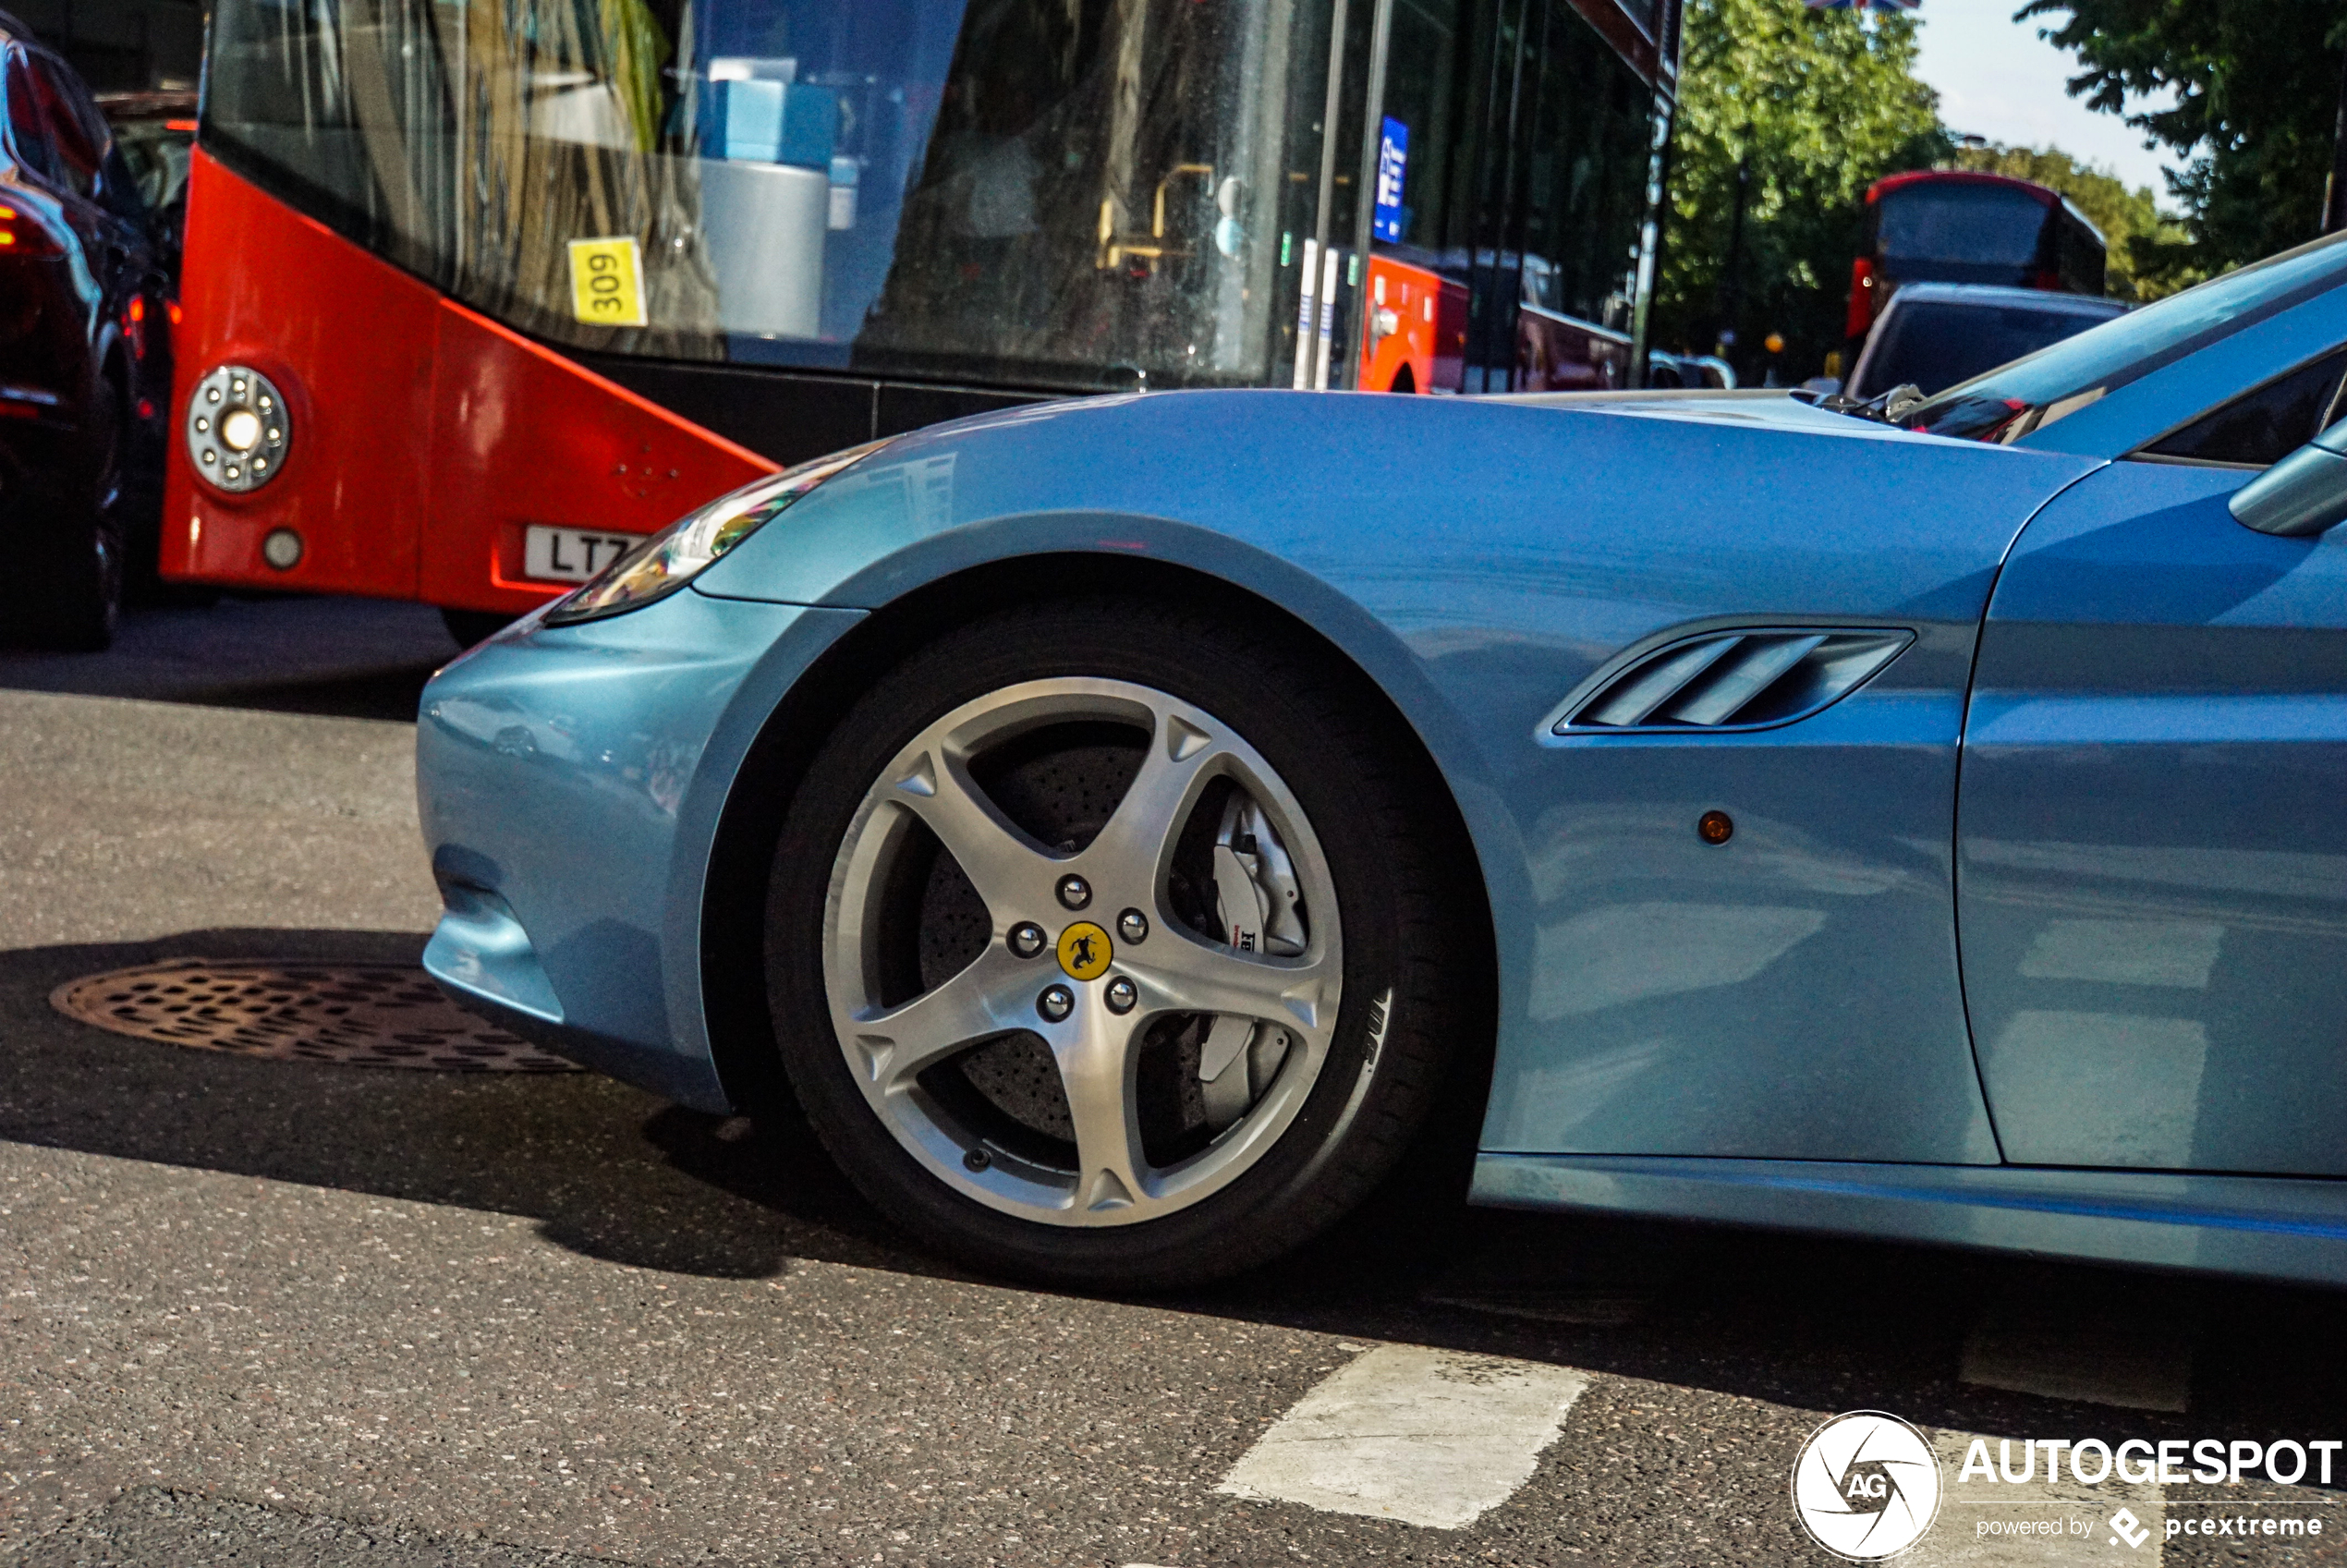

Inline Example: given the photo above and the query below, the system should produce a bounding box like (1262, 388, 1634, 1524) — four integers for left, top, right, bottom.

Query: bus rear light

(167, 300, 183, 325)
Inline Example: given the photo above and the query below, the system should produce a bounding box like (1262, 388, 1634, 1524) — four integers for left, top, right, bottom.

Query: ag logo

(1791, 1411, 1942, 1561)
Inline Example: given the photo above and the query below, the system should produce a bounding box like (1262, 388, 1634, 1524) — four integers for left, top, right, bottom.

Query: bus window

(1878, 182, 2049, 277)
(1363, 0, 1655, 395)
(202, 0, 1331, 392)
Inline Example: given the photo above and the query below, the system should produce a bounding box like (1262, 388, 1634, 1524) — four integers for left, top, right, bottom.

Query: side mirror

(2231, 421, 2347, 537)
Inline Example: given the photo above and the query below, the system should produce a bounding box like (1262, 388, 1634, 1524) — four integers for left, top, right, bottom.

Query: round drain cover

(50, 959, 581, 1073)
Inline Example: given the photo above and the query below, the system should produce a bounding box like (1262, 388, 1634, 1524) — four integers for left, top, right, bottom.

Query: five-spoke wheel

(823, 675, 1342, 1227)
(766, 600, 1469, 1289)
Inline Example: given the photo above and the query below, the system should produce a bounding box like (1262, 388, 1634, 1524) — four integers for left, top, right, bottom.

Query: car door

(1958, 341, 2347, 1174)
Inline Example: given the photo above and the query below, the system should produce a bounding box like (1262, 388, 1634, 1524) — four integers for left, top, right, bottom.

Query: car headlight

(543, 441, 887, 625)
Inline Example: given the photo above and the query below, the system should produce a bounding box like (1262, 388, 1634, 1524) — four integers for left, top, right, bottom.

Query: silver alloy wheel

(821, 677, 1344, 1227)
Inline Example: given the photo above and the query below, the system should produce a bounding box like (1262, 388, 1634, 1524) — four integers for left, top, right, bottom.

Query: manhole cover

(50, 959, 581, 1072)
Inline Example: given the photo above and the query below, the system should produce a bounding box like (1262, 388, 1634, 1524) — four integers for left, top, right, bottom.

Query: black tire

(30, 373, 128, 651)
(763, 598, 1474, 1291)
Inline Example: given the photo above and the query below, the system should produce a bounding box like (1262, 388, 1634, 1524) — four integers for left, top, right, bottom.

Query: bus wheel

(1391, 365, 1417, 394)
(762, 598, 1474, 1291)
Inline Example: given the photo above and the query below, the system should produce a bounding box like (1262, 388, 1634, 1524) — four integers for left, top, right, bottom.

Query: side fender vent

(1556, 627, 1914, 735)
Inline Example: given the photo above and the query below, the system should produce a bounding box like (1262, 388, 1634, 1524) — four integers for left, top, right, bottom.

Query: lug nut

(1104, 977, 1137, 1015)
(1007, 921, 1046, 958)
(963, 1147, 991, 1172)
(1117, 908, 1149, 944)
(1038, 984, 1075, 1022)
(1056, 875, 1091, 910)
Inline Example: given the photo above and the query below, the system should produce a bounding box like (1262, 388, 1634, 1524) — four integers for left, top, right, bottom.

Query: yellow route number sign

(567, 237, 647, 328)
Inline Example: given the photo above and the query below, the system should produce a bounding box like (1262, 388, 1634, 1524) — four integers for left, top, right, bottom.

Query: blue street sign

(1372, 117, 1408, 244)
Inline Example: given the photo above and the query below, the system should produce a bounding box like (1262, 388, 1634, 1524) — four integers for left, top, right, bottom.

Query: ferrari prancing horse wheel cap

(187, 364, 291, 493)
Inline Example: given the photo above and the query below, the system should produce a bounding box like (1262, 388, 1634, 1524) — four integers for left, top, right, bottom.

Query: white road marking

(1214, 1344, 1589, 1530)
(1913, 1430, 2163, 1567)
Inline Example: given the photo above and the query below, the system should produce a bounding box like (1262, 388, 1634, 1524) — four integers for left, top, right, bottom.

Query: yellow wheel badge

(1056, 921, 1113, 981)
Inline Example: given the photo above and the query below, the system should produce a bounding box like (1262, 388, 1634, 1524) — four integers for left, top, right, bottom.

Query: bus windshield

(1906, 230, 2347, 443)
(203, 0, 1328, 392)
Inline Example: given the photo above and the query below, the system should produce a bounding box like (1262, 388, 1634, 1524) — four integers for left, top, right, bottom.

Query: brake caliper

(1200, 796, 1307, 1129)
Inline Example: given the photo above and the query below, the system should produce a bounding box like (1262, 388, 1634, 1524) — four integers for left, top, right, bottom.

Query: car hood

(701, 386, 2093, 627)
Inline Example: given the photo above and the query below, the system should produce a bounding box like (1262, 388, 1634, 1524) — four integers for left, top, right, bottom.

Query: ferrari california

(419, 230, 2347, 1292)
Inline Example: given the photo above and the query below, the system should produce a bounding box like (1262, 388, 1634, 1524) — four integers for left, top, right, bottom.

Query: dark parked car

(1845, 282, 2126, 403)
(0, 11, 172, 648)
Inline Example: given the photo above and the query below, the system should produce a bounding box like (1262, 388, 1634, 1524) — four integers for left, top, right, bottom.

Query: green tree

(1653, 0, 1948, 383)
(2021, 0, 2347, 287)
(1950, 142, 2188, 300)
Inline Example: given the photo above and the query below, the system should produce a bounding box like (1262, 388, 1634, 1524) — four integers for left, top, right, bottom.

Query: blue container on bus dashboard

(704, 70, 837, 168)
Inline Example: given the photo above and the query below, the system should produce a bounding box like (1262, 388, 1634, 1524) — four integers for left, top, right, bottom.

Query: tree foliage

(1950, 142, 2185, 301)
(1652, 0, 1947, 383)
(2021, 0, 2347, 287)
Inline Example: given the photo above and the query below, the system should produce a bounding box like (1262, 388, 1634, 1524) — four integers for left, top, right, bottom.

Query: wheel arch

(697, 550, 1501, 1122)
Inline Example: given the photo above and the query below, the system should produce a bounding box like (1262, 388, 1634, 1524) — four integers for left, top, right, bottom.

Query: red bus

(160, 0, 1680, 637)
(1846, 169, 2107, 347)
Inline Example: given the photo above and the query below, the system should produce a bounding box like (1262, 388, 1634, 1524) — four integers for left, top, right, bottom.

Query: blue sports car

(419, 233, 2347, 1292)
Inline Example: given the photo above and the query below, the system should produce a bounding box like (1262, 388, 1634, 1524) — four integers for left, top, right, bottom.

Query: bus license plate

(524, 526, 638, 583)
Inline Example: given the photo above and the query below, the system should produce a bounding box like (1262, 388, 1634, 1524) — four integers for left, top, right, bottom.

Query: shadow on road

(0, 927, 909, 1283)
(0, 596, 459, 722)
(5, 923, 2345, 1469)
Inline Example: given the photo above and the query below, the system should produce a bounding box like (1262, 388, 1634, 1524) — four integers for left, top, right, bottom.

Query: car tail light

(1846, 257, 1878, 339)
(0, 205, 63, 257)
(2033, 269, 2061, 291)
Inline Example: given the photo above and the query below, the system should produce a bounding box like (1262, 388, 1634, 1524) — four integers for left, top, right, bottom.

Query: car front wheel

(764, 599, 1472, 1290)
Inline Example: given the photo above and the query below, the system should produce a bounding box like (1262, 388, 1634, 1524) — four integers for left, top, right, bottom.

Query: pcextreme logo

(1792, 1411, 1943, 1561)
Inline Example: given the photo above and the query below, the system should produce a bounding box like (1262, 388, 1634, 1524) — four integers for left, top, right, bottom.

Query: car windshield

(1849, 298, 2118, 400)
(1906, 230, 2347, 442)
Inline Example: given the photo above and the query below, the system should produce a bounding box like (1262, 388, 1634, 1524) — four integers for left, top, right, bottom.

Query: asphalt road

(0, 596, 2341, 1568)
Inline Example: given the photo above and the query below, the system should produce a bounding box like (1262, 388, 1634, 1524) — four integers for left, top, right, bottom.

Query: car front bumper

(415, 586, 863, 1110)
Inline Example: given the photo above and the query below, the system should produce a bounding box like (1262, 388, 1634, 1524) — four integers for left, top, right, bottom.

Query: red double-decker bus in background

(148, 0, 1678, 639)
(1846, 168, 2107, 348)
